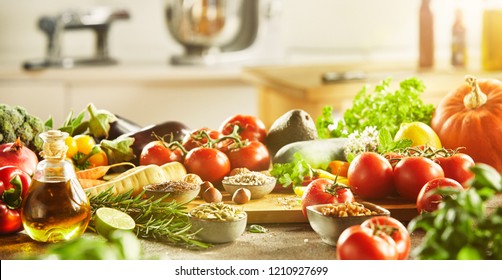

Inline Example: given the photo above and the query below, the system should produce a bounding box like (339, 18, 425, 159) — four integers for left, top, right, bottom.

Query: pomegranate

(0, 138, 38, 176)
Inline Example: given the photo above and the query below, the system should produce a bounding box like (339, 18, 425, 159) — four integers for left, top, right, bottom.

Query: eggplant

(108, 115, 143, 140)
(119, 120, 191, 162)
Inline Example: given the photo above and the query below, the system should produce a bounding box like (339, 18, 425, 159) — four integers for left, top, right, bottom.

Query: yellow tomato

(65, 136, 78, 159)
(74, 135, 96, 155)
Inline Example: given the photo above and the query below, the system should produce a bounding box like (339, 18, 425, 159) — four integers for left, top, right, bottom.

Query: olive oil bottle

(21, 130, 90, 243)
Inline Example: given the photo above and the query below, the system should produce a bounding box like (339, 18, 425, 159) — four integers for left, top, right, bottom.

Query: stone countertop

(0, 223, 425, 260)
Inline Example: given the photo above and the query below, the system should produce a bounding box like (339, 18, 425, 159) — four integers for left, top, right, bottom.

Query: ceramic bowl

(143, 181, 200, 204)
(306, 201, 390, 246)
(222, 175, 276, 200)
(188, 206, 247, 244)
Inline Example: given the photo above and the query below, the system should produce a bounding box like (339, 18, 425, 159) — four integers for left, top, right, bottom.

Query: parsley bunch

(316, 77, 435, 139)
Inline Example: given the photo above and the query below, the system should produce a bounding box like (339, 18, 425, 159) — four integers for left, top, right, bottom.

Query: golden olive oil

(481, 9, 502, 71)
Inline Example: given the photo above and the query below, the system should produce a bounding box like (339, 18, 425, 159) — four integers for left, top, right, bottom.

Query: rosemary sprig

(87, 188, 211, 249)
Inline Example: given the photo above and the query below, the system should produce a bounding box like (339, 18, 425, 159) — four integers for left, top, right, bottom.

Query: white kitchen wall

(0, 0, 484, 68)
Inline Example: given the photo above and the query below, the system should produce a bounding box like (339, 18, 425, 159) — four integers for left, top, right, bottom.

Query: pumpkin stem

(464, 75, 487, 109)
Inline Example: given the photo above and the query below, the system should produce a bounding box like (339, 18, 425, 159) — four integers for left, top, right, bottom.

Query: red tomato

(416, 177, 464, 214)
(383, 152, 405, 168)
(184, 147, 231, 184)
(182, 128, 222, 151)
(140, 141, 183, 166)
(361, 216, 411, 260)
(219, 114, 267, 143)
(336, 225, 399, 260)
(347, 152, 394, 200)
(301, 178, 354, 217)
(225, 140, 270, 171)
(435, 153, 475, 188)
(394, 157, 445, 201)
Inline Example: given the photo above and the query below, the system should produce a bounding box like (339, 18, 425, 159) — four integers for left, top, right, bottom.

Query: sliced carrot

(76, 162, 136, 180)
(78, 178, 107, 189)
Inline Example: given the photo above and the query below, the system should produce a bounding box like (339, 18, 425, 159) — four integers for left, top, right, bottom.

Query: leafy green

(408, 163, 502, 260)
(25, 230, 150, 260)
(270, 152, 314, 188)
(248, 224, 269, 233)
(316, 77, 435, 139)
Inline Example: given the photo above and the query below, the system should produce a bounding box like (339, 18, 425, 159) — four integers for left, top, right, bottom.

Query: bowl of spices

(143, 180, 200, 204)
(188, 202, 247, 243)
(306, 201, 390, 246)
(222, 171, 276, 199)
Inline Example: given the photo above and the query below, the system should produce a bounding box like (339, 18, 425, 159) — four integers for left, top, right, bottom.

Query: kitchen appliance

(23, 7, 129, 70)
(164, 0, 283, 65)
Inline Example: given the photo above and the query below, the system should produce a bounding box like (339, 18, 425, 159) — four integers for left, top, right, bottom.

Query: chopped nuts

(320, 201, 379, 217)
(182, 173, 203, 186)
(146, 180, 198, 192)
(223, 171, 274, 186)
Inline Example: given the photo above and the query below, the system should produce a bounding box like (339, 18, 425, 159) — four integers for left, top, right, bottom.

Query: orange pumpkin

(431, 75, 502, 173)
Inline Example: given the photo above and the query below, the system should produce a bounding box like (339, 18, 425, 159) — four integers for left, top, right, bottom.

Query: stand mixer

(165, 0, 283, 65)
(23, 7, 129, 70)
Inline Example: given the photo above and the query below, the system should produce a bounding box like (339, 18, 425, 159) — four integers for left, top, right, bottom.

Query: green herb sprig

(408, 163, 502, 260)
(88, 188, 210, 249)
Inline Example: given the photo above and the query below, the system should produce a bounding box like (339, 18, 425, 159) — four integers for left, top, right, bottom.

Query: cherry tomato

(301, 178, 354, 217)
(347, 152, 394, 200)
(435, 153, 475, 188)
(219, 114, 267, 143)
(182, 128, 222, 151)
(361, 216, 411, 260)
(393, 157, 444, 201)
(140, 141, 183, 166)
(65, 136, 78, 159)
(416, 177, 464, 214)
(88, 150, 109, 168)
(184, 147, 231, 184)
(73, 135, 96, 155)
(336, 224, 399, 260)
(225, 140, 270, 171)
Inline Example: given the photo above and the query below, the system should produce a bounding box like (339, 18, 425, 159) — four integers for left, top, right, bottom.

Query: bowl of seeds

(143, 180, 200, 204)
(306, 201, 390, 246)
(222, 171, 276, 199)
(188, 202, 247, 243)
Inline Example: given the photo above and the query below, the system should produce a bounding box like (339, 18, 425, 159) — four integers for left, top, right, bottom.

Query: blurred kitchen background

(0, 0, 493, 129)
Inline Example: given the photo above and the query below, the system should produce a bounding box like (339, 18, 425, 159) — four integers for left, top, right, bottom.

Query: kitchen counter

(241, 62, 502, 128)
(0, 223, 425, 260)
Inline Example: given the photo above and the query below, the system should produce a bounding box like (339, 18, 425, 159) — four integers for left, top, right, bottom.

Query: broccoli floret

(0, 103, 45, 152)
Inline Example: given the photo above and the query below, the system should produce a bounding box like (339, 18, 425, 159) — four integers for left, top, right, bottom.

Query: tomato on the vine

(360, 216, 411, 260)
(301, 178, 354, 217)
(336, 224, 399, 260)
(140, 140, 183, 166)
(393, 157, 444, 201)
(225, 140, 270, 171)
(347, 152, 394, 200)
(435, 153, 474, 188)
(182, 128, 222, 151)
(184, 147, 231, 184)
(219, 114, 267, 143)
(416, 177, 464, 214)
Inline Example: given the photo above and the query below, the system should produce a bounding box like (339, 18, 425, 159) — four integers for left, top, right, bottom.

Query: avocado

(265, 109, 318, 157)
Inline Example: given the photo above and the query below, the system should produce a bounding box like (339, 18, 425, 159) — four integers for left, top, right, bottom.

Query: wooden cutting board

(187, 189, 418, 224)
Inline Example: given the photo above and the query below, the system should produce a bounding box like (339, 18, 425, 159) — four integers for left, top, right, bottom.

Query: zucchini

(272, 138, 348, 169)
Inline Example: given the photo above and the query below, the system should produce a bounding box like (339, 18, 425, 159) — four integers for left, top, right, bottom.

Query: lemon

(95, 207, 135, 240)
(394, 122, 442, 149)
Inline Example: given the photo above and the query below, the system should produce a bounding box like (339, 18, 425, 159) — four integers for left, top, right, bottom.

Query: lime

(394, 122, 442, 149)
(95, 207, 135, 240)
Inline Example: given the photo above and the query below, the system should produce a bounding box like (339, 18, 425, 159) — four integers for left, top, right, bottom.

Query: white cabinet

(0, 66, 257, 130)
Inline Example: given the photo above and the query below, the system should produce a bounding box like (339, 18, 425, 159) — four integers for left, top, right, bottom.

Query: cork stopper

(39, 130, 69, 161)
